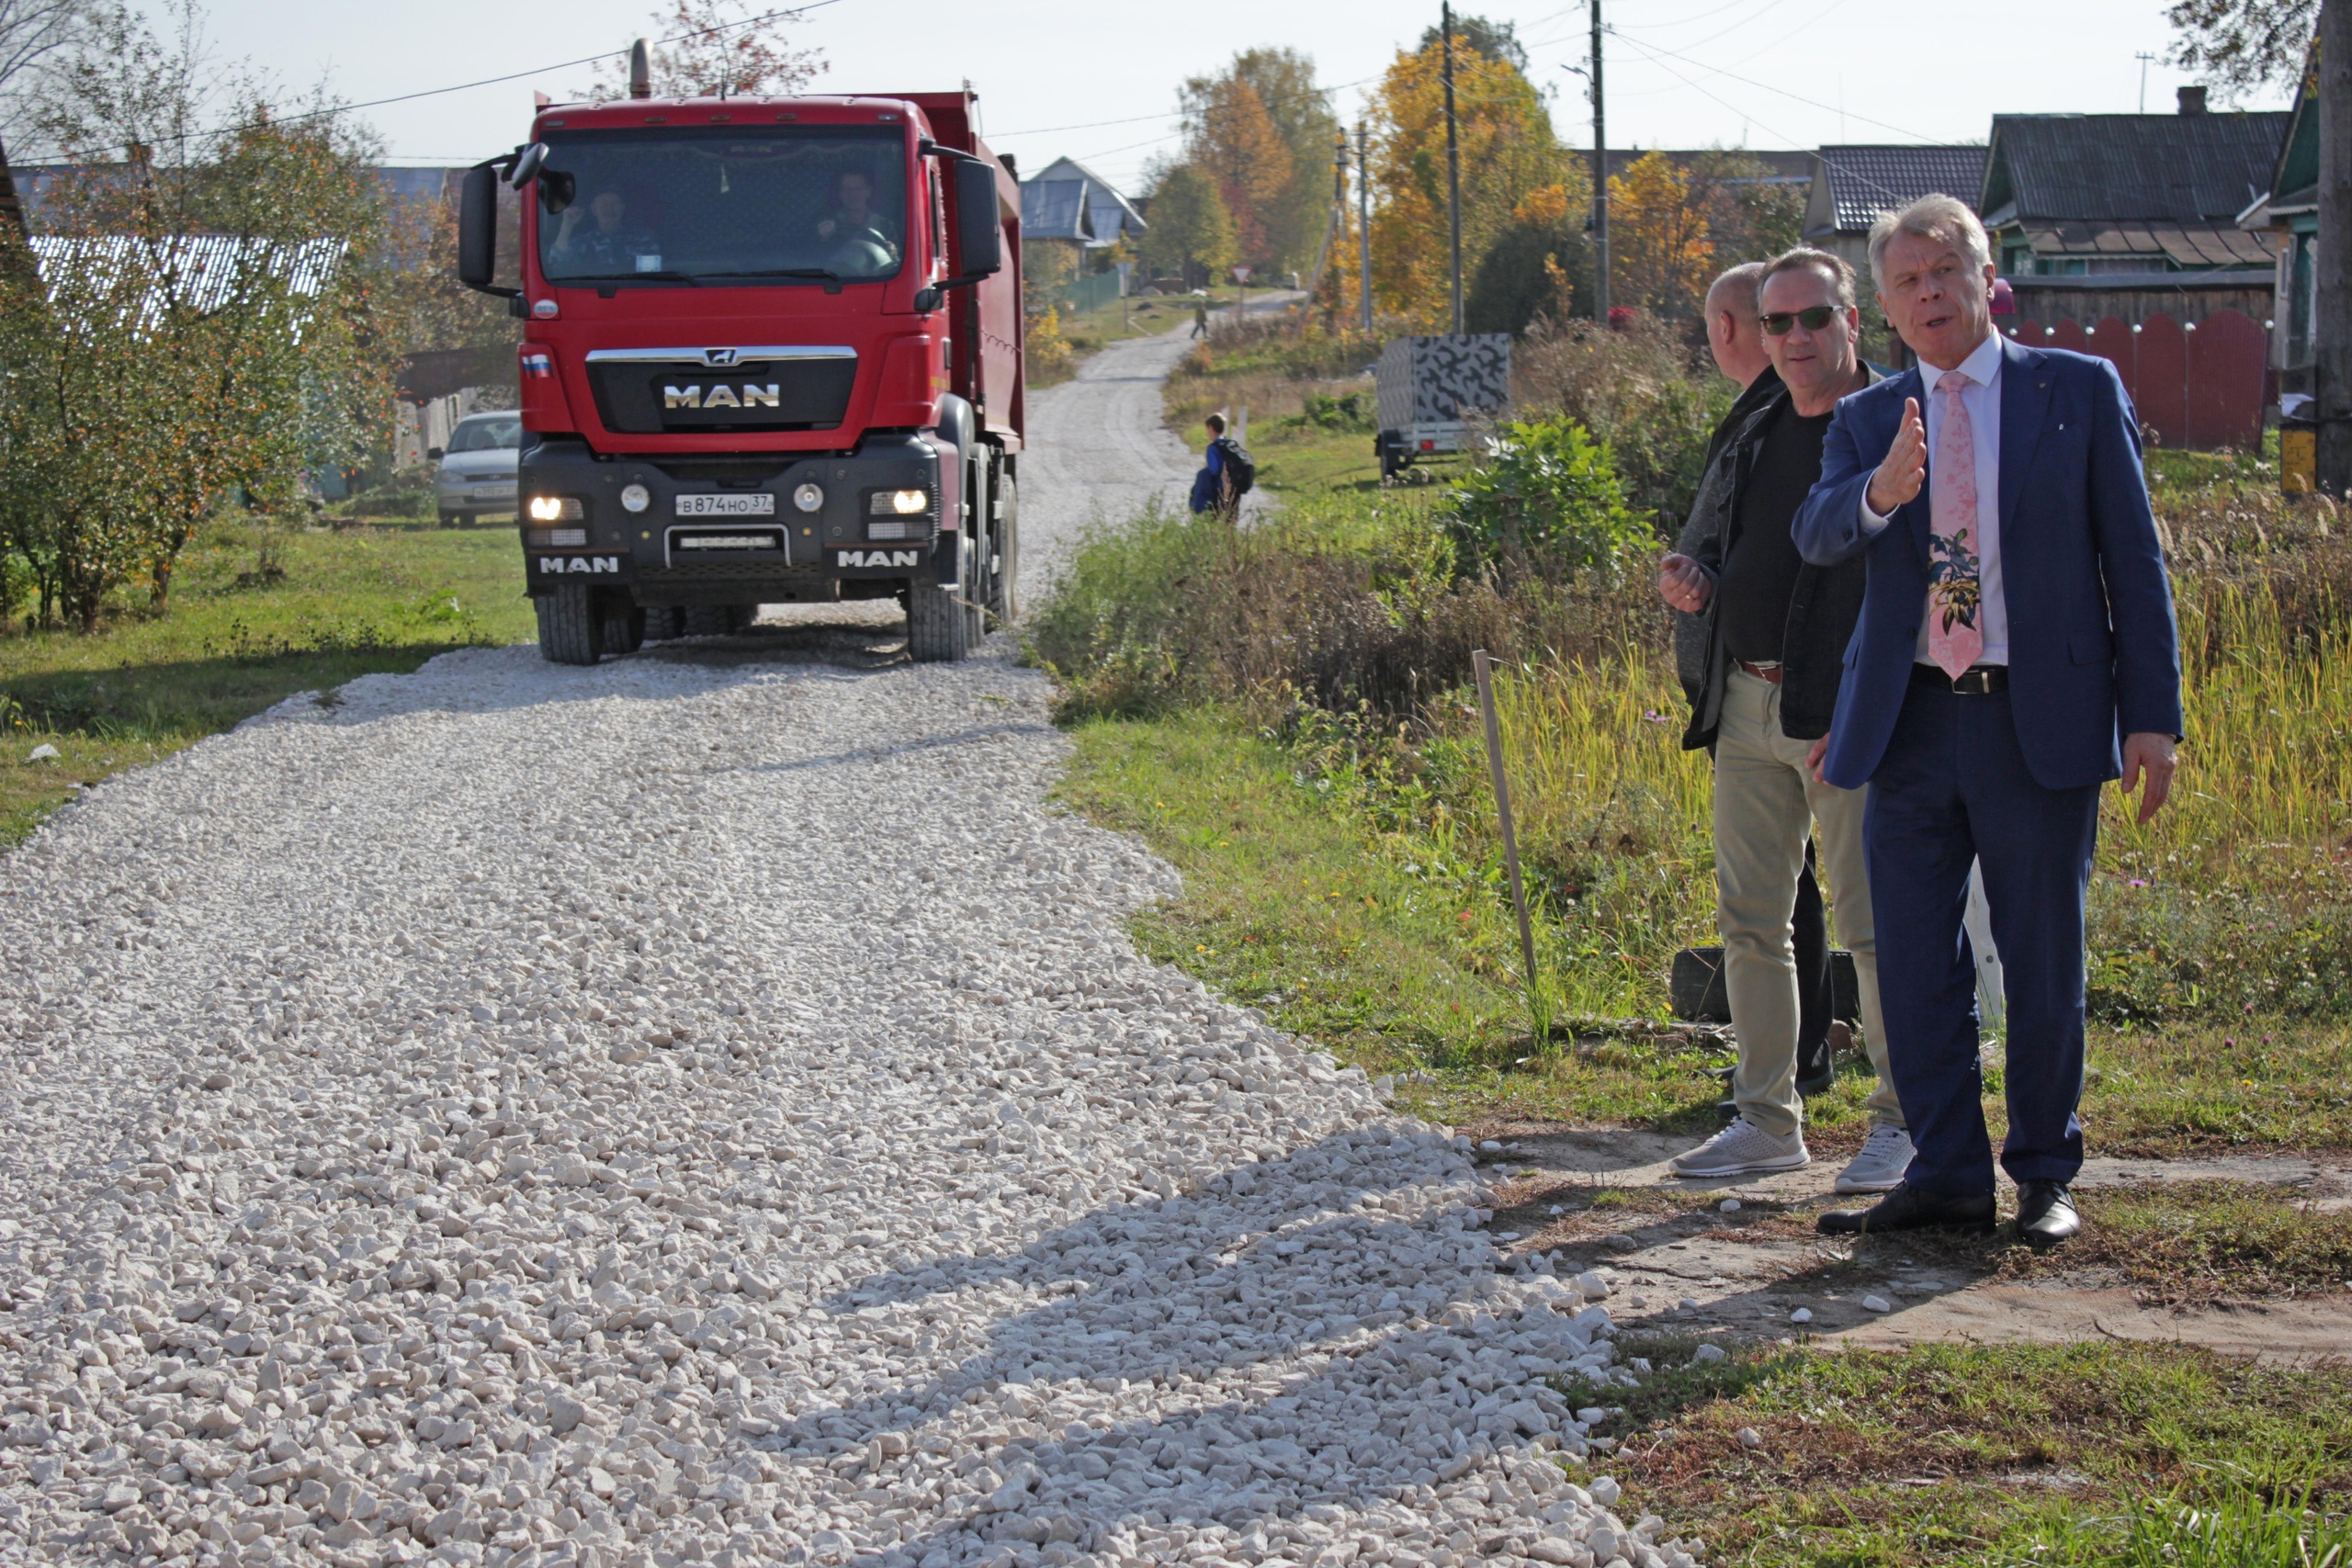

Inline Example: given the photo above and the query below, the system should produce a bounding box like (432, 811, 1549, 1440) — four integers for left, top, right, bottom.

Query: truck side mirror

(458, 164, 502, 291)
(953, 158, 1001, 278)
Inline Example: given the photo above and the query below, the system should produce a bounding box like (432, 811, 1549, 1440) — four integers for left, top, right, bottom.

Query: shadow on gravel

(635, 621, 915, 673)
(764, 1129, 1583, 1562)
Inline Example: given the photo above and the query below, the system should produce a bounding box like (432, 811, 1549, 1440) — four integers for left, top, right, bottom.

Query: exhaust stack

(628, 39, 651, 99)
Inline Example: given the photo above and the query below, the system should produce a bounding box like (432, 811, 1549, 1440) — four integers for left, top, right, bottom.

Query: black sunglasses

(1760, 305, 1841, 335)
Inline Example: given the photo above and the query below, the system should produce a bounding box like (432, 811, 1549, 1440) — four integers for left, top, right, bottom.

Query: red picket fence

(1998, 308, 2267, 451)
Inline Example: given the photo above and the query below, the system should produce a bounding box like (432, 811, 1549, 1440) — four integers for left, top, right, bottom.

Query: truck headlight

(526, 495, 583, 523)
(869, 488, 930, 516)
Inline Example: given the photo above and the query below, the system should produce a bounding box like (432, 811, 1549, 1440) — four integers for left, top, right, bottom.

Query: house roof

(1019, 178, 1097, 243)
(2010, 219, 2274, 268)
(1807, 145, 1987, 234)
(1982, 111, 2290, 226)
(1031, 155, 1146, 237)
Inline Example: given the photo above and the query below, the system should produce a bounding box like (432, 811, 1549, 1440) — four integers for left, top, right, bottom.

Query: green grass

(1056, 702, 2352, 1150)
(1560, 1340, 2352, 1567)
(2, 514, 531, 846)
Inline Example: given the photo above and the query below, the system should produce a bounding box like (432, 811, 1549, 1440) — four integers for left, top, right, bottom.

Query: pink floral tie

(1928, 373, 1985, 680)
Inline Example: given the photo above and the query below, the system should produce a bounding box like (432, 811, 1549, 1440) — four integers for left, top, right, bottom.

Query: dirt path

(1464, 1124, 2352, 1361)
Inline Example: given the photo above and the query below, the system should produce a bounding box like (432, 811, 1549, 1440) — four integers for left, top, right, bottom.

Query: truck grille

(586, 353, 858, 435)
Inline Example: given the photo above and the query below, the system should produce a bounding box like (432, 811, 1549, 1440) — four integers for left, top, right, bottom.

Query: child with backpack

(1188, 412, 1255, 514)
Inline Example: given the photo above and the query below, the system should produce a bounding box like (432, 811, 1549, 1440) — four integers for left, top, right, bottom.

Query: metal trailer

(1373, 333, 1511, 480)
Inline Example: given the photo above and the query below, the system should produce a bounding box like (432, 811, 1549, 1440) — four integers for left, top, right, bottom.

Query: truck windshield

(535, 126, 909, 286)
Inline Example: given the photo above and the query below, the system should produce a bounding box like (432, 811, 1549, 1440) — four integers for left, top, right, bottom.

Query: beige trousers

(1713, 669, 1902, 1137)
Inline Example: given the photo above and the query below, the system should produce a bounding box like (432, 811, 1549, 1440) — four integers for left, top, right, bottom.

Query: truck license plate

(676, 493, 775, 517)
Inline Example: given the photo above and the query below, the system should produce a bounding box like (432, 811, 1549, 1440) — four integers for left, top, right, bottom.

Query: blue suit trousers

(1865, 682, 2101, 1198)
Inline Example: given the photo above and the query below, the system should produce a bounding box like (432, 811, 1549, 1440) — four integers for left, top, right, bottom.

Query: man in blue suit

(1791, 195, 2182, 1249)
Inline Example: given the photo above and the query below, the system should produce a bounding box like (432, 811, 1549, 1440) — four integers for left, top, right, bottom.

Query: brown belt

(1736, 660, 1783, 685)
(1912, 662, 2010, 694)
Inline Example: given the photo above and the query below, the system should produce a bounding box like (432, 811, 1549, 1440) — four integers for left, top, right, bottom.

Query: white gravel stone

(1790, 1308, 1815, 1324)
(0, 317, 1675, 1568)
(1861, 1294, 1894, 1314)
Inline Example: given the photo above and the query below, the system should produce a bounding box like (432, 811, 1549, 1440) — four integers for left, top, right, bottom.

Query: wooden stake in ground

(1472, 649, 1542, 1027)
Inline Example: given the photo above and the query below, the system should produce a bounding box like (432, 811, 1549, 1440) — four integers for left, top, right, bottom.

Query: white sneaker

(1668, 1118, 1810, 1179)
(1835, 1125, 1917, 1193)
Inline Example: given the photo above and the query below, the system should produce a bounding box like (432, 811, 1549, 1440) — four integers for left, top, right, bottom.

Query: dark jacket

(1188, 439, 1229, 514)
(1679, 365, 1881, 751)
(1793, 339, 2181, 791)
(1672, 367, 1783, 707)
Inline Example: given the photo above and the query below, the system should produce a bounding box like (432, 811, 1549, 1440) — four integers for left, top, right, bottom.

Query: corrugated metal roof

(1019, 178, 1096, 243)
(2015, 219, 2273, 268)
(1985, 112, 2290, 223)
(28, 235, 344, 334)
(1814, 145, 1987, 232)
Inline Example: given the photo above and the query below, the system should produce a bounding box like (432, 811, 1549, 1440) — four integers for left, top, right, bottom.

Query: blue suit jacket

(1792, 337, 2183, 793)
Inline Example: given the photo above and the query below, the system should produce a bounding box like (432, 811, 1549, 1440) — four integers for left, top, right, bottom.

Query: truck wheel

(987, 472, 1020, 624)
(534, 585, 603, 665)
(725, 604, 758, 632)
(642, 606, 684, 642)
(601, 596, 646, 656)
(906, 537, 971, 662)
(681, 606, 733, 637)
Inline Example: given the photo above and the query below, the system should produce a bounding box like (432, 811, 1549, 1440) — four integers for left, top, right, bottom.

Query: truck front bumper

(517, 434, 949, 605)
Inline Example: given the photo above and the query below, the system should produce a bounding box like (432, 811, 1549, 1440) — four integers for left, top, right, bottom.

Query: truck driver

(814, 169, 899, 266)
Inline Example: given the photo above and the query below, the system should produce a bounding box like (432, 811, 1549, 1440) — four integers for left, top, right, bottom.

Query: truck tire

(906, 536, 971, 662)
(987, 471, 1020, 624)
(681, 606, 733, 637)
(535, 584, 603, 665)
(601, 597, 646, 656)
(642, 606, 684, 642)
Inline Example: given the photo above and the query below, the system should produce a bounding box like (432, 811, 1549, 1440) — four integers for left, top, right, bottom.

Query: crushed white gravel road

(0, 322, 1692, 1568)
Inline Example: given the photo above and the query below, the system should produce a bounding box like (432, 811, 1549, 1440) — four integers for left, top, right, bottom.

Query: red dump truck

(457, 60, 1023, 663)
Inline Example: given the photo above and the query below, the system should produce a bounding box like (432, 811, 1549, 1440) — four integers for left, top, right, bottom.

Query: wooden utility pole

(2319, 0, 2352, 495)
(1357, 122, 1374, 333)
(1441, 2, 1464, 333)
(1589, 0, 1609, 323)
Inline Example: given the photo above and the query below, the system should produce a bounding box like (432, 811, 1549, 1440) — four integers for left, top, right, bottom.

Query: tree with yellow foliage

(1181, 50, 1340, 276)
(1361, 36, 1578, 329)
(1608, 150, 1715, 316)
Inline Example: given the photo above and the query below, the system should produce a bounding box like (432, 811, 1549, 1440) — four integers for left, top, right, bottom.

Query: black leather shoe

(1816, 1181, 1996, 1235)
(2014, 1180, 2081, 1251)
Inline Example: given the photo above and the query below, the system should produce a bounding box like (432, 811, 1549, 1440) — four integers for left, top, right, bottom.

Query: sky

(163, 0, 2291, 190)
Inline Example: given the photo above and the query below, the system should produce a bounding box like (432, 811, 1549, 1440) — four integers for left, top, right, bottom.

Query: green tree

(1417, 13, 1527, 72)
(1137, 164, 1236, 288)
(2164, 0, 2314, 96)
(0, 2, 391, 626)
(1366, 35, 1577, 327)
(1181, 49, 1340, 275)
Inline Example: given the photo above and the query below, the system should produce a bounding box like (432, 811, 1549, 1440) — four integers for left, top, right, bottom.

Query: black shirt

(1715, 400, 1833, 666)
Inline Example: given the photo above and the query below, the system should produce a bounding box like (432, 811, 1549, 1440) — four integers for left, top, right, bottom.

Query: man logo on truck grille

(837, 549, 921, 569)
(538, 556, 621, 574)
(663, 384, 782, 410)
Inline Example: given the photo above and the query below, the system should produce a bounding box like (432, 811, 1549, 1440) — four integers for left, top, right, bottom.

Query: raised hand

(1867, 396, 1928, 516)
(1657, 552, 1713, 613)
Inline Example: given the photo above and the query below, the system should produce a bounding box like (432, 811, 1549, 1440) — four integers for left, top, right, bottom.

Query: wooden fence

(1997, 307, 2268, 451)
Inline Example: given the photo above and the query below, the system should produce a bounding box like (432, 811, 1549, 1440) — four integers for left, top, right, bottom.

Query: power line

(1607, 23, 1943, 142)
(63, 0, 848, 163)
(990, 73, 1381, 142)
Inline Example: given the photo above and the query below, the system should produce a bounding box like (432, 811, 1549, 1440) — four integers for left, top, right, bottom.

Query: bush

(1512, 311, 1732, 526)
(1026, 307, 1076, 388)
(1442, 415, 1653, 583)
(1302, 390, 1376, 431)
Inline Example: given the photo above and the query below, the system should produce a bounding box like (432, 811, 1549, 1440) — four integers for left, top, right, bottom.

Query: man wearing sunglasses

(1657, 248, 1908, 1191)
(1793, 195, 2181, 1249)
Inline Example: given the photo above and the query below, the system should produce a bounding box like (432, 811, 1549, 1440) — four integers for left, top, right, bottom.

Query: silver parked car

(432, 412, 522, 527)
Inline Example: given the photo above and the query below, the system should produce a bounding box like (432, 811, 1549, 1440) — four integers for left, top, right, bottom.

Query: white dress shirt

(1860, 330, 2009, 666)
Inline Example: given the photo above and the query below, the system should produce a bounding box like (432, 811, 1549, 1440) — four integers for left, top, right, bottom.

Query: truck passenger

(550, 188, 660, 274)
